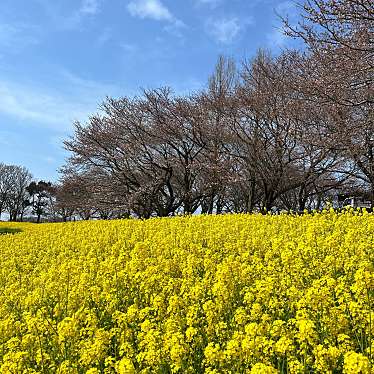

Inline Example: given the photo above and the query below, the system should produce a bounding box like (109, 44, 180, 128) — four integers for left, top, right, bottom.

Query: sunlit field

(0, 211, 373, 373)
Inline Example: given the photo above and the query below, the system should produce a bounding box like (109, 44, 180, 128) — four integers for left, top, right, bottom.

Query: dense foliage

(0, 211, 372, 373)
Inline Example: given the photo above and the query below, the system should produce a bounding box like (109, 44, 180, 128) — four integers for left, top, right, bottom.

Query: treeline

(0, 163, 88, 222)
(0, 164, 54, 222)
(59, 0, 373, 219)
(2, 0, 372, 221)
(58, 0, 372, 219)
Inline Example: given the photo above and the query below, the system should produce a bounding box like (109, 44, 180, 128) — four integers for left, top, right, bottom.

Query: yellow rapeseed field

(0, 210, 373, 373)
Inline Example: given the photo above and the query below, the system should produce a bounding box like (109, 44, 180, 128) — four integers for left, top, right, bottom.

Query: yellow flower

(274, 336, 293, 355)
(343, 351, 370, 373)
(116, 357, 136, 374)
(250, 362, 277, 373)
(0, 211, 372, 372)
(204, 343, 222, 364)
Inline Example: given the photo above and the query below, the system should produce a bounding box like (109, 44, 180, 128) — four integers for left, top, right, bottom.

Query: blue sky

(0, 0, 298, 182)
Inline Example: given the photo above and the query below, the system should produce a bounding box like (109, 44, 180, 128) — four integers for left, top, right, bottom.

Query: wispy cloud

(0, 72, 120, 131)
(35, 0, 101, 30)
(80, 0, 100, 15)
(0, 81, 88, 129)
(127, 0, 173, 21)
(206, 17, 250, 44)
(120, 42, 138, 53)
(196, 0, 222, 8)
(0, 22, 40, 51)
(65, 0, 102, 28)
(127, 0, 185, 38)
(127, 0, 184, 31)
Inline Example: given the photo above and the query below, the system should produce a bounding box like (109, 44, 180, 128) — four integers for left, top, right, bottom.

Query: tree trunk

(298, 184, 307, 212)
(246, 179, 256, 213)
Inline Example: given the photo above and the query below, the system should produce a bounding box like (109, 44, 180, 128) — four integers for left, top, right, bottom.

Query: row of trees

(0, 163, 55, 222)
(2, 0, 372, 221)
(58, 0, 372, 218)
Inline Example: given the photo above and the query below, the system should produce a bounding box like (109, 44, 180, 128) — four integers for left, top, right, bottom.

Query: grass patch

(0, 227, 22, 235)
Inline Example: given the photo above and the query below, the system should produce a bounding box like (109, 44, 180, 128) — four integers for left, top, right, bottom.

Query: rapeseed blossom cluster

(0, 210, 373, 373)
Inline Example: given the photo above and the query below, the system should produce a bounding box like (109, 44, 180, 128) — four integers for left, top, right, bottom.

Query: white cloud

(196, 0, 222, 8)
(206, 17, 248, 44)
(33, 1, 96, 30)
(127, 0, 185, 37)
(127, 0, 173, 21)
(80, 0, 100, 15)
(0, 72, 120, 131)
(68, 1, 100, 28)
(120, 42, 138, 53)
(0, 24, 21, 46)
(0, 23, 40, 51)
(0, 82, 87, 129)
